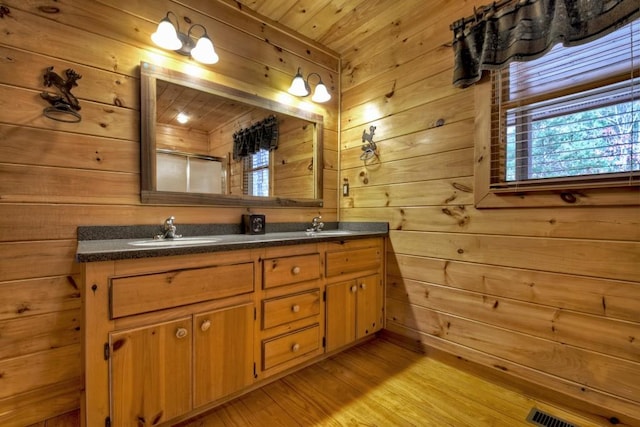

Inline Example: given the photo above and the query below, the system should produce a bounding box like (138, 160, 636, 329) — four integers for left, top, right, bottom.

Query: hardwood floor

(174, 338, 603, 427)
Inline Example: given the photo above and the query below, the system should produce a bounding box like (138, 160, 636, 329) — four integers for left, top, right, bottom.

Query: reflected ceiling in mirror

(140, 61, 324, 207)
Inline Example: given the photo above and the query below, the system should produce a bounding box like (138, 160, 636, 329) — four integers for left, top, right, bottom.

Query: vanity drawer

(262, 254, 320, 289)
(262, 290, 320, 330)
(325, 246, 382, 278)
(262, 324, 320, 370)
(111, 262, 254, 318)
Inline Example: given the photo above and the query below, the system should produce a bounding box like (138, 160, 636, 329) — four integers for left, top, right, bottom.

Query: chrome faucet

(155, 216, 182, 240)
(307, 216, 324, 232)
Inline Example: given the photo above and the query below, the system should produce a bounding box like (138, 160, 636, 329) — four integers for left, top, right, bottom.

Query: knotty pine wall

(0, 1, 338, 425)
(338, 1, 640, 425)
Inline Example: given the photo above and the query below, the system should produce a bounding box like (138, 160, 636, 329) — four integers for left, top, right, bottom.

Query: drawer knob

(291, 304, 300, 313)
(351, 285, 357, 293)
(360, 283, 367, 290)
(291, 343, 300, 352)
(175, 328, 188, 339)
(201, 320, 211, 332)
(291, 266, 301, 275)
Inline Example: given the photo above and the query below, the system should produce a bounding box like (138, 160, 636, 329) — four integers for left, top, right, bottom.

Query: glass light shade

(190, 35, 219, 64)
(288, 73, 310, 97)
(311, 82, 331, 103)
(151, 18, 182, 51)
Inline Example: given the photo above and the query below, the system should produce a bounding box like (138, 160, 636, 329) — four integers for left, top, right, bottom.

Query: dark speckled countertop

(76, 222, 388, 262)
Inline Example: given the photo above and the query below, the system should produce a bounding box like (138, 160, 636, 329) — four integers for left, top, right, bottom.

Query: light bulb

(311, 81, 331, 103)
(151, 18, 182, 51)
(191, 35, 219, 64)
(288, 69, 310, 97)
(176, 112, 189, 124)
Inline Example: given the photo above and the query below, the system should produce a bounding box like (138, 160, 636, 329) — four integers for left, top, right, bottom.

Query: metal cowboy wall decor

(40, 66, 82, 123)
(361, 125, 378, 161)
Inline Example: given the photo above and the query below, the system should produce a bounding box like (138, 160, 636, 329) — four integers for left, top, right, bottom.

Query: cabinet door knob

(291, 266, 301, 275)
(200, 320, 211, 332)
(291, 343, 300, 352)
(175, 327, 188, 339)
(360, 283, 367, 290)
(291, 304, 300, 313)
(350, 285, 357, 293)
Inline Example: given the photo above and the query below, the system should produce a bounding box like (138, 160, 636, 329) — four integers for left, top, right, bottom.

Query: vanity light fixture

(151, 11, 219, 65)
(288, 67, 331, 103)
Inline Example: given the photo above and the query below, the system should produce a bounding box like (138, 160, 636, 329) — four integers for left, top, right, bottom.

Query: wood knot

(112, 339, 126, 352)
(16, 303, 30, 314)
(560, 192, 577, 203)
(452, 182, 472, 193)
(66, 275, 78, 289)
(38, 6, 59, 13)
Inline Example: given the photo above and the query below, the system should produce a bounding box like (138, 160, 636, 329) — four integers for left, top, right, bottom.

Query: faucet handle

(158, 216, 181, 239)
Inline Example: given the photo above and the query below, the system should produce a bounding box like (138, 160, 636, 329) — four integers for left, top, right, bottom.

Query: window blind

(490, 19, 639, 191)
(243, 149, 270, 196)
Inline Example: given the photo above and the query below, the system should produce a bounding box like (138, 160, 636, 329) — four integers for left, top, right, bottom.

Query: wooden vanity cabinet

(324, 238, 384, 352)
(258, 244, 324, 378)
(81, 237, 386, 427)
(108, 303, 255, 426)
(110, 317, 193, 425)
(193, 303, 254, 407)
(81, 250, 257, 427)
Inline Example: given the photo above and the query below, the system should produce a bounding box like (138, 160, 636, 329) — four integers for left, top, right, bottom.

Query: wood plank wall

(338, 0, 640, 425)
(0, 1, 338, 425)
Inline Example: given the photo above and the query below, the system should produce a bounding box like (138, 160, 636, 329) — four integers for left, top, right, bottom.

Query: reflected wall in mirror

(140, 61, 324, 207)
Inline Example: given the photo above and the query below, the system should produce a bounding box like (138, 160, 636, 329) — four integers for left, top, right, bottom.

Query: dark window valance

(232, 115, 279, 160)
(451, 0, 640, 88)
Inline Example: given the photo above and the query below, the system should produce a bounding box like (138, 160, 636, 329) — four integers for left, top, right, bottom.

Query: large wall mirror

(140, 61, 324, 207)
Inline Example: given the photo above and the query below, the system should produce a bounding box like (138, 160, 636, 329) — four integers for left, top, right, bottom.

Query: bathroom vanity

(76, 224, 387, 427)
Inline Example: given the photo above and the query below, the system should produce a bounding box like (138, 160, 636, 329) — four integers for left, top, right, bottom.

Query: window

(477, 20, 639, 207)
(243, 148, 270, 197)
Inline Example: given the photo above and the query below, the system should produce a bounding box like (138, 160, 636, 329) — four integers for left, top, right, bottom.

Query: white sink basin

(306, 230, 354, 237)
(128, 237, 221, 247)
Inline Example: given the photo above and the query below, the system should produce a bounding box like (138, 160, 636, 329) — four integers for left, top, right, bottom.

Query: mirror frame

(140, 61, 324, 207)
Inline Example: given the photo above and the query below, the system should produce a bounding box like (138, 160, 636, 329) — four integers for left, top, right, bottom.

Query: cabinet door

(110, 317, 192, 427)
(325, 280, 357, 352)
(356, 274, 383, 339)
(194, 303, 254, 407)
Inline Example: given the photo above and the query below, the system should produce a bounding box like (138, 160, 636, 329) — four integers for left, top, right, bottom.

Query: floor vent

(526, 408, 578, 427)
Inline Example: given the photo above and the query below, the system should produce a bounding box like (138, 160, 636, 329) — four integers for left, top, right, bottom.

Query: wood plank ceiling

(234, 0, 427, 55)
